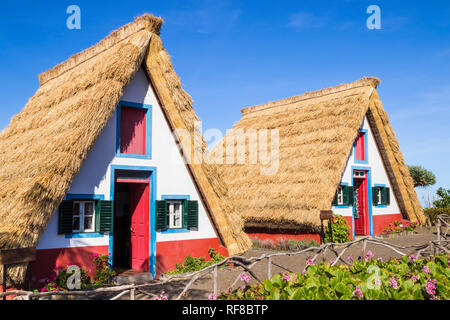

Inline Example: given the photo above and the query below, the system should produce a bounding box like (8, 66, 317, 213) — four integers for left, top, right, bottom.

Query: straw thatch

(0, 14, 250, 286)
(212, 77, 424, 233)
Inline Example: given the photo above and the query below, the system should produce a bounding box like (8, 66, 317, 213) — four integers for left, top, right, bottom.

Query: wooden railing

(1, 216, 449, 300)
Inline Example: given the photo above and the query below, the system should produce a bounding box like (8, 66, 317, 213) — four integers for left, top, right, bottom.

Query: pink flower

(306, 259, 315, 266)
(154, 290, 168, 300)
(389, 277, 398, 290)
(374, 279, 382, 287)
(282, 273, 291, 281)
(423, 265, 431, 274)
(411, 275, 419, 283)
(425, 278, 437, 297)
(240, 273, 251, 283)
(408, 255, 417, 262)
(347, 254, 353, 262)
(352, 286, 363, 299)
(93, 253, 99, 258)
(208, 293, 218, 300)
(364, 250, 374, 260)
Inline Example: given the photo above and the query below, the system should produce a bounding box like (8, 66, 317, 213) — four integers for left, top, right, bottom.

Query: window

(373, 186, 390, 206)
(120, 106, 146, 155)
(155, 199, 199, 232)
(168, 200, 183, 229)
(332, 185, 353, 206)
(72, 201, 95, 233)
(58, 199, 113, 235)
(355, 131, 367, 162)
(353, 170, 366, 178)
(337, 186, 345, 205)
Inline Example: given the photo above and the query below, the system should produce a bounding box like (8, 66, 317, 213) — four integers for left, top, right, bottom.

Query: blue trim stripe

(116, 100, 152, 160)
(161, 195, 191, 200)
(66, 194, 105, 200)
(161, 228, 190, 234)
(66, 233, 105, 239)
(109, 165, 157, 278)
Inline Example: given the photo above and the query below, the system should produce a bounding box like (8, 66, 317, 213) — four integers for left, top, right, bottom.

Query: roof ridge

(38, 14, 163, 86)
(241, 77, 380, 116)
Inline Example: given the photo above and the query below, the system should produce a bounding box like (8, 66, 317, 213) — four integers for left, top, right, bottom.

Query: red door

(129, 183, 150, 271)
(354, 171, 369, 235)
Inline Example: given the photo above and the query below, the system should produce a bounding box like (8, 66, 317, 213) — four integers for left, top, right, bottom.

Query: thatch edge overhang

(366, 90, 425, 223)
(39, 14, 163, 86)
(212, 76, 424, 232)
(241, 77, 380, 117)
(142, 34, 252, 255)
(0, 14, 251, 285)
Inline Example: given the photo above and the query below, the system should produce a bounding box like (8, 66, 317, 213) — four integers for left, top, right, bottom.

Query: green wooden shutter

(182, 200, 189, 229)
(381, 187, 390, 205)
(58, 200, 74, 234)
(156, 200, 168, 231)
(372, 187, 380, 206)
(186, 200, 199, 230)
(98, 200, 114, 232)
(347, 186, 354, 206)
(342, 186, 349, 205)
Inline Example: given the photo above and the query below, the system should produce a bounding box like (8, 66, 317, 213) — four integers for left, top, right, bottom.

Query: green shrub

(220, 254, 449, 300)
(381, 220, 419, 235)
(41, 266, 92, 292)
(424, 207, 450, 226)
(324, 214, 352, 243)
(166, 248, 225, 275)
(92, 254, 116, 286)
(41, 253, 115, 292)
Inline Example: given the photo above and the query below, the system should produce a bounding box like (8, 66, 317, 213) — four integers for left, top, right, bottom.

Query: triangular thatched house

(212, 77, 424, 243)
(0, 14, 251, 287)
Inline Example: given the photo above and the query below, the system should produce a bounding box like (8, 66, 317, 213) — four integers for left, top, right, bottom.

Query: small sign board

(320, 210, 333, 220)
(0, 248, 36, 265)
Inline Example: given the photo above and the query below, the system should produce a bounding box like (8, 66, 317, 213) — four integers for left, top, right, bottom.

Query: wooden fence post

(213, 266, 218, 296)
(130, 284, 135, 300)
(268, 257, 272, 280)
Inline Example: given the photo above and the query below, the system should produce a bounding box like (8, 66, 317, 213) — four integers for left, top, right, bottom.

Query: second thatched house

(0, 14, 251, 288)
(212, 77, 425, 244)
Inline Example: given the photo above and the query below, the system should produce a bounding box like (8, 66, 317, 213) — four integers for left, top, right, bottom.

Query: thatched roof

(212, 77, 424, 233)
(0, 14, 251, 285)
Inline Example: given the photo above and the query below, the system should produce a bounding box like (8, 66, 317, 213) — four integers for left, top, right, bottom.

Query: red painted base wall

(372, 214, 403, 235)
(32, 245, 109, 288)
(247, 232, 321, 244)
(156, 238, 228, 276)
(343, 213, 404, 237)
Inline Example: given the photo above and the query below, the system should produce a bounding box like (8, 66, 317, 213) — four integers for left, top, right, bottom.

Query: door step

(113, 271, 154, 285)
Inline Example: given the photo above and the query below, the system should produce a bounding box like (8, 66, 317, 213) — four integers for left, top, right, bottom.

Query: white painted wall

(37, 68, 218, 250)
(332, 117, 401, 218)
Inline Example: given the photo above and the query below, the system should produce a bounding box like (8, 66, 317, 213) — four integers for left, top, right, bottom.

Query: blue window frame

(116, 100, 152, 159)
(354, 129, 368, 164)
(64, 194, 106, 239)
(160, 195, 191, 234)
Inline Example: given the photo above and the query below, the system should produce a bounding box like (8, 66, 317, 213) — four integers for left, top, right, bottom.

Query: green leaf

(289, 288, 304, 300)
(263, 280, 273, 292)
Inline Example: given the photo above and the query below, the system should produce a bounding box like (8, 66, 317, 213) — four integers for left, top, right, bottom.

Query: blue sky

(0, 0, 449, 206)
